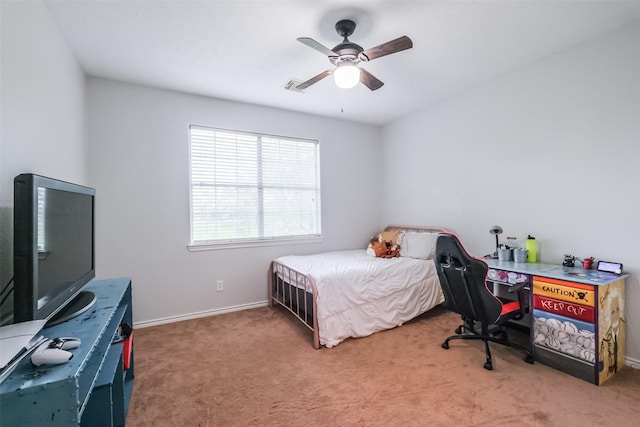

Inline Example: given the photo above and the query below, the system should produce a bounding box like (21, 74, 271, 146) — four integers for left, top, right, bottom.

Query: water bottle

(526, 235, 537, 263)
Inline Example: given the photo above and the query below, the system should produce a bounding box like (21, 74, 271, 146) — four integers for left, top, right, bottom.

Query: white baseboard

(625, 356, 640, 369)
(133, 300, 269, 329)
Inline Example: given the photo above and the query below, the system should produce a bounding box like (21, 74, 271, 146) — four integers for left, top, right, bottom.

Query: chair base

(442, 319, 534, 370)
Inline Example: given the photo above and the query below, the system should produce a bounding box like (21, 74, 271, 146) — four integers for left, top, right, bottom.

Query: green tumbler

(526, 235, 537, 263)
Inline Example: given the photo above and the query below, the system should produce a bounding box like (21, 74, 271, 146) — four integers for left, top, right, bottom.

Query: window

(189, 125, 321, 248)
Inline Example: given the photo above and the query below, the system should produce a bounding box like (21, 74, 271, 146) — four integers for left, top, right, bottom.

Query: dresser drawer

(533, 277, 595, 307)
(534, 345, 595, 384)
(533, 295, 595, 322)
(533, 309, 595, 364)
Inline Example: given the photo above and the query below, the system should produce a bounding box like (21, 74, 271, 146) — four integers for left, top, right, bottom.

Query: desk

(0, 278, 134, 425)
(485, 260, 627, 385)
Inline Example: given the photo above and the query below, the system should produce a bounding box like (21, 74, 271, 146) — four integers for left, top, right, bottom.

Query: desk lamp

(489, 225, 503, 259)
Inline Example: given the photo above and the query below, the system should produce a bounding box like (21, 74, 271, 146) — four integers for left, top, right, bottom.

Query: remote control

(30, 337, 81, 366)
(31, 347, 73, 366)
(49, 337, 81, 350)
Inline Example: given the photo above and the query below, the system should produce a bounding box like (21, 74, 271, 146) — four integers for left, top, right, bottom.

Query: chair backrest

(434, 233, 502, 325)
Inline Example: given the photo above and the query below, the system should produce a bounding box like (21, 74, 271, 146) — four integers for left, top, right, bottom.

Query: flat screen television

(13, 173, 96, 327)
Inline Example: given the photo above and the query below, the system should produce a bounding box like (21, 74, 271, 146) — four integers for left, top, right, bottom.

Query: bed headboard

(384, 225, 453, 234)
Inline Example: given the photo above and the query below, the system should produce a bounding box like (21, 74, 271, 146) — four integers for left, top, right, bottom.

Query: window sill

(187, 235, 324, 251)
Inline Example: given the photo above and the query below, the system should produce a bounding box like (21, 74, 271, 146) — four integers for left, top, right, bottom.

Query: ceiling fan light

(334, 65, 360, 89)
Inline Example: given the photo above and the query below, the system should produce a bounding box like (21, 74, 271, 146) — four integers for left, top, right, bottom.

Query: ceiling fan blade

(359, 36, 413, 61)
(359, 68, 384, 91)
(297, 37, 338, 58)
(296, 69, 333, 90)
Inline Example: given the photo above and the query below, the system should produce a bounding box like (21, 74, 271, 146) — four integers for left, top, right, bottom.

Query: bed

(269, 225, 450, 348)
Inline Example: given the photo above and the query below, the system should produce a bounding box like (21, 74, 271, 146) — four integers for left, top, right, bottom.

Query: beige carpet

(126, 305, 640, 426)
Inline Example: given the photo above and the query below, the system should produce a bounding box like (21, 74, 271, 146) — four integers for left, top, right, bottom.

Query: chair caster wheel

(524, 354, 535, 364)
(455, 326, 463, 334)
(484, 362, 493, 370)
(442, 342, 449, 349)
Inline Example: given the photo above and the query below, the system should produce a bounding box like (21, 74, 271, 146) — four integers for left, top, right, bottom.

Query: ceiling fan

(296, 19, 413, 91)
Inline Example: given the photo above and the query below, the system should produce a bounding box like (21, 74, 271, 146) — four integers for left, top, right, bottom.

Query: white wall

(380, 21, 640, 363)
(0, 1, 87, 321)
(87, 78, 381, 325)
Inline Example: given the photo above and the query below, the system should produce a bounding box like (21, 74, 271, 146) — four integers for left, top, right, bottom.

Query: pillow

(399, 232, 438, 259)
(379, 230, 401, 245)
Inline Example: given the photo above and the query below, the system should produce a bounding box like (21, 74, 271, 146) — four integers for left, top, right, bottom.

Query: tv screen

(13, 174, 96, 325)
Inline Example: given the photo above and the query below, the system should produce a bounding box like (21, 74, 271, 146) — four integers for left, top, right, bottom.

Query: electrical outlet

(216, 280, 224, 291)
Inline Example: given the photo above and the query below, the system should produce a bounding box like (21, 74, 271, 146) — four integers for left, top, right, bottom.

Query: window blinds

(189, 125, 321, 245)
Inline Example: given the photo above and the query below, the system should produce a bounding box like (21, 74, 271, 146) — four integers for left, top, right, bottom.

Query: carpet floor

(126, 305, 640, 426)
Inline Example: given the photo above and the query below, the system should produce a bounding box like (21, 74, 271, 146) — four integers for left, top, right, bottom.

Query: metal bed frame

(269, 225, 451, 349)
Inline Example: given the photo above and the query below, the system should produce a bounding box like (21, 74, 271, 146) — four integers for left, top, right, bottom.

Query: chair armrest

(507, 282, 527, 293)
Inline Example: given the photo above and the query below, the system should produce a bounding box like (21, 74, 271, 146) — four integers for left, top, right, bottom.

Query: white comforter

(275, 250, 445, 348)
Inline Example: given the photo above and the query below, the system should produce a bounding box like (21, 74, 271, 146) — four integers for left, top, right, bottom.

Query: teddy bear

(367, 236, 387, 257)
(382, 243, 401, 258)
(367, 235, 401, 258)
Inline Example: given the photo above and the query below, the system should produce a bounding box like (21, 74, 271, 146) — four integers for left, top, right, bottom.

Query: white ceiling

(45, 0, 640, 126)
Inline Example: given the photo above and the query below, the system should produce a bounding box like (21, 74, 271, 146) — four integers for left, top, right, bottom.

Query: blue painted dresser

(0, 278, 134, 426)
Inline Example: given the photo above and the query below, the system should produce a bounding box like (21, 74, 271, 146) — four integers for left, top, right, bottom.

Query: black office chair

(434, 233, 534, 370)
